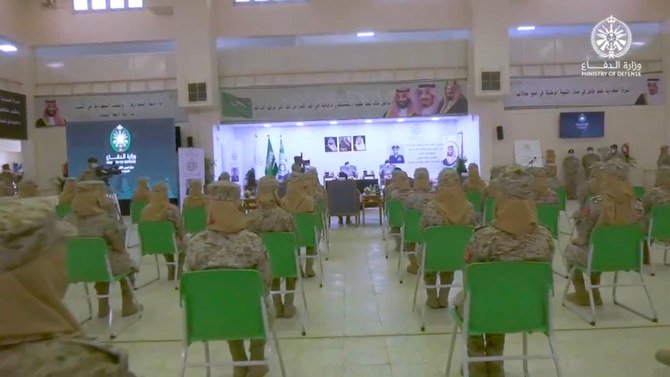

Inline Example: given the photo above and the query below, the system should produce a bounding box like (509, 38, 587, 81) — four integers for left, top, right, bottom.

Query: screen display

(66, 118, 178, 200)
(0, 89, 27, 140)
(559, 111, 605, 139)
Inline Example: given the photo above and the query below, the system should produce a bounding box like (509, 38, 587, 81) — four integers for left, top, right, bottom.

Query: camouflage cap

(207, 181, 241, 201)
(497, 166, 534, 199)
(437, 168, 460, 186)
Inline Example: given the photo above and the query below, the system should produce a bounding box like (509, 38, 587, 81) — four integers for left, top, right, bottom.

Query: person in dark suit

(438, 81, 468, 115)
(389, 145, 405, 164)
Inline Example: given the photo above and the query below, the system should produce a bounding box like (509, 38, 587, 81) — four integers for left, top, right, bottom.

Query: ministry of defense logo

(110, 125, 132, 153)
(591, 15, 632, 60)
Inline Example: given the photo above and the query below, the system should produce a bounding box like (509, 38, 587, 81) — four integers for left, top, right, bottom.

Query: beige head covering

(184, 179, 206, 208)
(394, 171, 412, 192)
(256, 176, 281, 207)
(494, 167, 537, 235)
(281, 174, 314, 213)
(206, 181, 246, 234)
(545, 163, 558, 178)
(18, 180, 38, 198)
(218, 172, 231, 182)
(589, 159, 630, 194)
(433, 169, 473, 225)
(528, 167, 550, 195)
(0, 198, 79, 346)
(464, 163, 487, 192)
(132, 177, 151, 203)
(71, 181, 106, 216)
(140, 182, 170, 221)
(387, 169, 403, 191)
(657, 167, 670, 189)
(545, 149, 556, 164)
(58, 179, 76, 205)
(413, 168, 431, 191)
(597, 174, 635, 226)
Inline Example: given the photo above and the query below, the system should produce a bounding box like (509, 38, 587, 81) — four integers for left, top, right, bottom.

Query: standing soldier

(582, 146, 601, 181)
(563, 149, 580, 199)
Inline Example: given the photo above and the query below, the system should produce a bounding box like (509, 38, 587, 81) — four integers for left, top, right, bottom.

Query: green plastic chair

(413, 225, 473, 331)
(183, 206, 207, 235)
(179, 270, 287, 377)
(55, 203, 72, 218)
(294, 212, 324, 288)
(125, 201, 148, 249)
(633, 186, 646, 200)
(65, 237, 141, 338)
(536, 204, 567, 278)
(562, 225, 657, 326)
(397, 208, 423, 283)
(483, 197, 496, 225)
(648, 205, 670, 271)
(262, 232, 307, 335)
(384, 199, 405, 257)
(446, 262, 561, 377)
(313, 203, 330, 260)
(138, 220, 180, 290)
(466, 191, 483, 212)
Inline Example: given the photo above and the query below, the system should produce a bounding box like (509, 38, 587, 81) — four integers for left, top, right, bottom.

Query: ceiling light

(263, 123, 271, 128)
(632, 41, 646, 46)
(47, 62, 64, 68)
(357, 31, 375, 38)
(329, 121, 338, 125)
(431, 117, 440, 121)
(296, 122, 304, 126)
(0, 44, 18, 52)
(396, 118, 405, 123)
(364, 119, 373, 124)
(516, 25, 536, 31)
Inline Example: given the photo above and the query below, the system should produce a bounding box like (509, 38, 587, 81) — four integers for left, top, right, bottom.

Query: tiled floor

(64, 203, 670, 377)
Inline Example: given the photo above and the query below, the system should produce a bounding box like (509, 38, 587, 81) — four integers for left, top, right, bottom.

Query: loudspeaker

(186, 136, 194, 148)
(175, 126, 182, 149)
(496, 125, 504, 140)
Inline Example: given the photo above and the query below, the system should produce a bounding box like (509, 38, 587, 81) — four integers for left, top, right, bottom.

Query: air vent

(187, 82, 207, 103)
(481, 71, 501, 91)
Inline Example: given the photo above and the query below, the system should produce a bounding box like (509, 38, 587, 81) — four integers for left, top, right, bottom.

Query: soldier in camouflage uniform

(564, 160, 641, 307)
(218, 171, 231, 181)
(182, 179, 206, 209)
(463, 163, 487, 194)
(643, 166, 670, 232)
(383, 169, 403, 197)
(305, 170, 327, 205)
(0, 163, 15, 197)
(389, 171, 415, 263)
(528, 167, 558, 205)
(655, 146, 670, 187)
(187, 181, 272, 377)
(66, 181, 142, 318)
(58, 178, 76, 206)
(405, 168, 434, 210)
(18, 180, 39, 198)
(545, 149, 556, 165)
(461, 167, 554, 377)
(246, 176, 297, 318)
(545, 163, 562, 190)
(562, 149, 580, 199)
(0, 197, 137, 377)
(78, 157, 101, 182)
(281, 174, 318, 277)
(483, 165, 505, 202)
(141, 181, 186, 280)
(131, 177, 151, 203)
(582, 146, 601, 181)
(420, 169, 477, 309)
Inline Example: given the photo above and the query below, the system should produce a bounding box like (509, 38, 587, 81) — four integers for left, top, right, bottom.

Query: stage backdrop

(0, 89, 27, 140)
(66, 118, 178, 200)
(216, 117, 480, 183)
(221, 80, 469, 121)
(505, 74, 664, 109)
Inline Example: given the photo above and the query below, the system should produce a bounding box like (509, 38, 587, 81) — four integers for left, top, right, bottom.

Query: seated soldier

(17, 180, 38, 198)
(131, 177, 151, 203)
(182, 179, 206, 210)
(281, 174, 317, 277)
(528, 167, 558, 205)
(58, 178, 76, 206)
(462, 163, 488, 194)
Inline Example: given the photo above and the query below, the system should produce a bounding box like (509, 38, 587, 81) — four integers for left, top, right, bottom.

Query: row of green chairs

(648, 205, 670, 275)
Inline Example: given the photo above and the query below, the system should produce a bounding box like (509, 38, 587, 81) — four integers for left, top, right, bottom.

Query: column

(18, 47, 38, 184)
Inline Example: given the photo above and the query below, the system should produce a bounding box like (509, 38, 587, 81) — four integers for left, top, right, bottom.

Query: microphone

(528, 157, 537, 166)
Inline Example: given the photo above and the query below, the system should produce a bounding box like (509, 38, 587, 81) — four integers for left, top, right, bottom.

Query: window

(480, 71, 501, 91)
(234, 0, 305, 4)
(74, 0, 143, 11)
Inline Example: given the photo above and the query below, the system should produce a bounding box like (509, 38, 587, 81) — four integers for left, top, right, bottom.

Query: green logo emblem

(110, 125, 131, 153)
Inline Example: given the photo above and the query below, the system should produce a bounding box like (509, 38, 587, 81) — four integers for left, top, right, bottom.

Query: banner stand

(178, 148, 206, 209)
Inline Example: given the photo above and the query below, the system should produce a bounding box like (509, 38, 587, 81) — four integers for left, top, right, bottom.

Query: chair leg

(412, 269, 421, 313)
(107, 285, 115, 339)
(317, 247, 325, 289)
(204, 341, 211, 377)
(522, 332, 529, 377)
(271, 326, 288, 377)
(548, 333, 563, 377)
(562, 269, 595, 326)
(583, 272, 597, 326)
(300, 282, 308, 336)
(180, 345, 189, 377)
(83, 283, 93, 322)
(613, 271, 659, 322)
(445, 323, 458, 377)
(173, 252, 180, 291)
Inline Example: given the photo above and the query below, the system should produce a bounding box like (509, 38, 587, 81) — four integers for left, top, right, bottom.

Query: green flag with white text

(265, 138, 278, 177)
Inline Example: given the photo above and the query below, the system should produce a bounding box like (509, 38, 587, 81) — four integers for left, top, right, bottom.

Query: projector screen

(66, 118, 178, 200)
(559, 111, 605, 139)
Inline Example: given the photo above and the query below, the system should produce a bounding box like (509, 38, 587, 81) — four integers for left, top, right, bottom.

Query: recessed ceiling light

(357, 31, 375, 38)
(516, 25, 536, 31)
(396, 118, 405, 123)
(296, 122, 304, 126)
(431, 117, 440, 121)
(0, 44, 18, 52)
(263, 123, 271, 128)
(632, 41, 646, 46)
(364, 119, 373, 124)
(329, 121, 338, 125)
(47, 62, 64, 68)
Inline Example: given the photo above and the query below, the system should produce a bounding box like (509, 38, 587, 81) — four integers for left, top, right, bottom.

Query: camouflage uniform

(0, 169, 15, 197)
(545, 163, 563, 189)
(582, 151, 601, 180)
(78, 167, 99, 182)
(562, 154, 580, 199)
(528, 168, 558, 205)
(246, 206, 294, 234)
(642, 167, 670, 232)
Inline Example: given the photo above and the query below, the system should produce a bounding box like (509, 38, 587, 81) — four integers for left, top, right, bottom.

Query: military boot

(248, 340, 269, 377)
(176, 253, 185, 279)
(466, 335, 488, 377)
(486, 334, 506, 377)
(94, 282, 110, 318)
(438, 272, 454, 308)
(271, 279, 283, 318)
(566, 273, 591, 306)
(656, 349, 670, 367)
(120, 279, 142, 317)
(228, 340, 249, 377)
(164, 254, 176, 281)
(283, 278, 297, 318)
(303, 247, 316, 277)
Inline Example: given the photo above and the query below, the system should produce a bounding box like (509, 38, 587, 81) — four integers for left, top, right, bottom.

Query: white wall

(0, 138, 22, 167)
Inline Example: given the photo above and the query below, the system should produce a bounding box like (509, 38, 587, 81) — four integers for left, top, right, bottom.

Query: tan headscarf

(0, 198, 79, 346)
(132, 177, 151, 203)
(413, 168, 431, 191)
(57, 179, 76, 205)
(18, 180, 38, 198)
(464, 163, 487, 192)
(71, 181, 106, 216)
(140, 182, 170, 221)
(545, 149, 556, 164)
(183, 180, 206, 209)
(386, 169, 403, 191)
(494, 167, 537, 235)
(206, 181, 246, 234)
(529, 167, 550, 195)
(281, 174, 314, 213)
(218, 172, 231, 182)
(433, 169, 473, 224)
(394, 171, 412, 192)
(597, 175, 635, 226)
(256, 176, 281, 208)
(545, 163, 558, 178)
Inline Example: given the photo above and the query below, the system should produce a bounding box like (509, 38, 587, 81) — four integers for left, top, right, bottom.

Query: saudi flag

(265, 138, 278, 177)
(278, 137, 288, 180)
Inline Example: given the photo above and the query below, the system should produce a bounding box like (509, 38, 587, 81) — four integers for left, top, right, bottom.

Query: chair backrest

(632, 186, 646, 200)
(386, 199, 405, 228)
(483, 197, 496, 225)
(325, 180, 360, 216)
(66, 237, 112, 283)
(590, 225, 644, 272)
(183, 206, 207, 235)
(55, 203, 72, 218)
(130, 201, 148, 225)
(138, 221, 177, 256)
(261, 232, 299, 279)
(650, 205, 670, 241)
(403, 208, 424, 244)
(553, 186, 567, 212)
(466, 191, 483, 211)
(180, 270, 267, 344)
(423, 225, 473, 273)
(465, 262, 552, 335)
(294, 212, 317, 248)
(536, 204, 559, 239)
